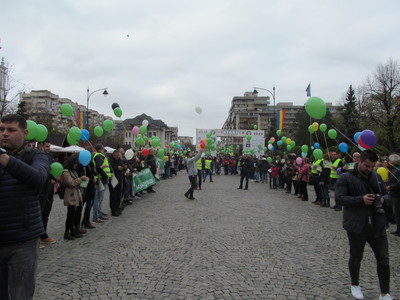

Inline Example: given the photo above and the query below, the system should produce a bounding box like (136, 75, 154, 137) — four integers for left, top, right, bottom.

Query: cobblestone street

(36, 172, 400, 300)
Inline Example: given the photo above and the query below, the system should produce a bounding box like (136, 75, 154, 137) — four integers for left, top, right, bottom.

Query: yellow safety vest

(311, 159, 322, 174)
(330, 158, 342, 179)
(92, 152, 112, 179)
(196, 159, 202, 170)
(205, 159, 212, 170)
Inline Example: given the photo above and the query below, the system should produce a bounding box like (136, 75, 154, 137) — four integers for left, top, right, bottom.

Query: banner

(132, 168, 157, 193)
(275, 110, 286, 131)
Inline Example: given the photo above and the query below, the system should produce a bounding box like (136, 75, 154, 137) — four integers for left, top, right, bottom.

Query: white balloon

(125, 149, 134, 160)
(267, 144, 273, 150)
(195, 106, 202, 114)
(142, 120, 149, 127)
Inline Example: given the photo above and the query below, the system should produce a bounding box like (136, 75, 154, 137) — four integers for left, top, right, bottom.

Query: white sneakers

(351, 285, 364, 300)
(350, 286, 395, 300)
(379, 294, 395, 300)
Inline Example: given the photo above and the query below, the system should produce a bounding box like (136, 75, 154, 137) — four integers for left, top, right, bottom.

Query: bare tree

(359, 59, 400, 151)
(0, 59, 27, 119)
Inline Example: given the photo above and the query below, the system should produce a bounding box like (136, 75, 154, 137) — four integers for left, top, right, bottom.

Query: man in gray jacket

(185, 148, 204, 200)
(0, 114, 50, 300)
(335, 150, 394, 300)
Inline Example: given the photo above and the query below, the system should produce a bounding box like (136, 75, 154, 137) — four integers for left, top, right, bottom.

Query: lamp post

(86, 87, 108, 129)
(253, 85, 276, 132)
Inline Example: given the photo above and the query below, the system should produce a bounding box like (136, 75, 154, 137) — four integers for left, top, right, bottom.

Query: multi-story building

(19, 90, 111, 133)
(122, 113, 177, 147)
(222, 91, 344, 137)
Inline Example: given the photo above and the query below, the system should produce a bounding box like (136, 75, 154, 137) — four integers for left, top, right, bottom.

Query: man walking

(0, 114, 50, 300)
(335, 150, 395, 300)
(185, 148, 204, 200)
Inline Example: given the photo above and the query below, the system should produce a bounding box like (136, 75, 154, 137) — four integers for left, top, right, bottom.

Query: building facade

(19, 90, 111, 133)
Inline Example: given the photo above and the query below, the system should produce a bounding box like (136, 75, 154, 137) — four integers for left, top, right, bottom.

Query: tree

(0, 59, 25, 119)
(359, 59, 400, 151)
(342, 85, 360, 137)
(16, 100, 30, 119)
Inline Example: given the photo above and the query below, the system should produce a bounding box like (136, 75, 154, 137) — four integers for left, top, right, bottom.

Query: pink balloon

(132, 126, 140, 136)
(296, 157, 302, 165)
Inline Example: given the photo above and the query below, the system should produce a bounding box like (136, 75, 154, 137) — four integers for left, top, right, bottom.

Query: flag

(306, 83, 311, 97)
(275, 109, 286, 131)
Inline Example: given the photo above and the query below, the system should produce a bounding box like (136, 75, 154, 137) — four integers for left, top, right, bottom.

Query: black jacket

(0, 147, 49, 244)
(335, 167, 388, 236)
(387, 167, 400, 197)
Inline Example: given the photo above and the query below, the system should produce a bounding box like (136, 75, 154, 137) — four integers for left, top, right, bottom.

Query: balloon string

(386, 168, 400, 183)
(322, 132, 332, 163)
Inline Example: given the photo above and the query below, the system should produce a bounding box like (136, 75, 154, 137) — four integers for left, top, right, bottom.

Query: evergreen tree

(16, 100, 30, 119)
(342, 85, 359, 137)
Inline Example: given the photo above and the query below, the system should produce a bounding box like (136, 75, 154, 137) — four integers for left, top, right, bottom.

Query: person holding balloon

(184, 148, 204, 200)
(62, 154, 89, 240)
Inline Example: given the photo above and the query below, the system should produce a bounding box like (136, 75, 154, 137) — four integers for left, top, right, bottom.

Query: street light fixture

(253, 85, 276, 132)
(86, 87, 108, 129)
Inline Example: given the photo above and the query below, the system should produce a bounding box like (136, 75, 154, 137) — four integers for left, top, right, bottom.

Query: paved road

(36, 172, 400, 300)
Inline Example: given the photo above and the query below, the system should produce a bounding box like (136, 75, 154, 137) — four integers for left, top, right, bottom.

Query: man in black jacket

(335, 150, 395, 300)
(238, 154, 252, 190)
(0, 114, 50, 300)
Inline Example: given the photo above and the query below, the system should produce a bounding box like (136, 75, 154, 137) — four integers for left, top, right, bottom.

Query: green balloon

(319, 123, 327, 132)
(308, 125, 315, 134)
(246, 135, 252, 141)
(60, 103, 73, 117)
(103, 120, 113, 132)
(253, 124, 258, 130)
(281, 136, 287, 143)
(328, 129, 337, 139)
(26, 120, 38, 140)
(139, 126, 147, 135)
(50, 162, 64, 178)
(290, 141, 296, 148)
(94, 126, 104, 137)
(35, 124, 48, 142)
(301, 145, 309, 153)
(313, 149, 324, 159)
(135, 136, 143, 146)
(276, 130, 282, 136)
(206, 132, 212, 138)
(286, 145, 292, 151)
(114, 107, 122, 118)
(67, 134, 79, 145)
(69, 126, 81, 141)
(267, 157, 273, 163)
(263, 147, 267, 152)
(157, 149, 165, 159)
(305, 97, 327, 119)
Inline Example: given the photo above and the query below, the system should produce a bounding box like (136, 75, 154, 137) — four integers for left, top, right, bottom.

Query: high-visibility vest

(330, 158, 342, 179)
(196, 159, 202, 170)
(92, 152, 112, 179)
(205, 159, 212, 170)
(311, 159, 322, 174)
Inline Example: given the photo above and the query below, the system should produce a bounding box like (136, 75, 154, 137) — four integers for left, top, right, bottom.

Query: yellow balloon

(286, 138, 292, 145)
(312, 122, 319, 132)
(164, 156, 169, 162)
(377, 167, 388, 181)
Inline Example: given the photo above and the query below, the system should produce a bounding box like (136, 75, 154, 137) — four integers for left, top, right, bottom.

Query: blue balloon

(79, 150, 91, 166)
(314, 142, 320, 149)
(271, 146, 275, 151)
(277, 140, 283, 146)
(354, 132, 361, 143)
(338, 142, 348, 153)
(337, 167, 342, 175)
(301, 152, 307, 157)
(80, 129, 90, 141)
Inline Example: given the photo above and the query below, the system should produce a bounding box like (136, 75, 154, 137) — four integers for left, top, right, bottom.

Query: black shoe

(334, 207, 342, 211)
(64, 232, 75, 240)
(112, 212, 121, 216)
(237, 187, 242, 189)
(71, 232, 83, 238)
(184, 193, 189, 199)
(82, 222, 96, 229)
(189, 197, 196, 200)
(244, 188, 248, 190)
(331, 205, 337, 209)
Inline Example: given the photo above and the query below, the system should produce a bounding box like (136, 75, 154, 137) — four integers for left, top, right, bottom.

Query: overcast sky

(2, 0, 400, 138)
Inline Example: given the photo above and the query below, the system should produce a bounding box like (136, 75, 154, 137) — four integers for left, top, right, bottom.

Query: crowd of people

(1, 113, 399, 300)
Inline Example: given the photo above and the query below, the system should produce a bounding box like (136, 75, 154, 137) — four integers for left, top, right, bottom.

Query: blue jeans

(124, 177, 133, 199)
(93, 183, 107, 220)
(0, 238, 39, 300)
(260, 171, 268, 183)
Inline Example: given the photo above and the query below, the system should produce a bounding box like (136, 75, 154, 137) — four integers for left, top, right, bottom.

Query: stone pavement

(36, 172, 400, 300)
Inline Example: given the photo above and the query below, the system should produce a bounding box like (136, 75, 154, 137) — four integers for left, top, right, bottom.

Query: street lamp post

(86, 87, 108, 130)
(253, 85, 276, 132)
